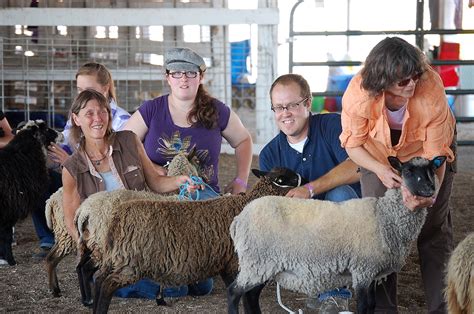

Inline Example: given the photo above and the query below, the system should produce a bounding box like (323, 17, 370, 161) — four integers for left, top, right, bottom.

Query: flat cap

(164, 47, 206, 72)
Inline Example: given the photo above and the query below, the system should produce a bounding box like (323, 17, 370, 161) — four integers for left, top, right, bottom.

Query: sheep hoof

(51, 289, 61, 298)
(156, 297, 167, 306)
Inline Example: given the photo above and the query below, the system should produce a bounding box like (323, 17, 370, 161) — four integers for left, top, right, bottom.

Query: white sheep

(228, 156, 446, 314)
(45, 149, 199, 299)
(445, 232, 474, 314)
(90, 167, 306, 313)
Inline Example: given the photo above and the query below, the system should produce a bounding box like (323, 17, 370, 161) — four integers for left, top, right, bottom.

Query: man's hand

(286, 186, 312, 199)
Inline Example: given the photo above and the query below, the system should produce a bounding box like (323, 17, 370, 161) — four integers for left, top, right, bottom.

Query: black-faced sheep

(0, 120, 62, 266)
(90, 167, 306, 313)
(445, 232, 474, 314)
(227, 156, 446, 314)
(45, 149, 200, 299)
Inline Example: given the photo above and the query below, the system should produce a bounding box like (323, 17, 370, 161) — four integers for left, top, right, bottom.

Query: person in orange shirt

(340, 37, 456, 313)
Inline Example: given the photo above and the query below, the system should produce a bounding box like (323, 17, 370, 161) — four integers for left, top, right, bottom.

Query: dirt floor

(1, 148, 473, 313)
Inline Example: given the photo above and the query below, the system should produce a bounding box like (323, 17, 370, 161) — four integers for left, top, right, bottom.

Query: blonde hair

(76, 62, 117, 102)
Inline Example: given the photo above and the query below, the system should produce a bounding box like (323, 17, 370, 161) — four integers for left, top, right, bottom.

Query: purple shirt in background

(138, 95, 230, 192)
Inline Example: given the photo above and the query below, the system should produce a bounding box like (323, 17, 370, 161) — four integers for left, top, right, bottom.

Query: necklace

(88, 147, 109, 166)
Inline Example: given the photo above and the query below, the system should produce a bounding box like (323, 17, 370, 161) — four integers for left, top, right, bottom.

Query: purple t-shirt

(138, 95, 230, 192)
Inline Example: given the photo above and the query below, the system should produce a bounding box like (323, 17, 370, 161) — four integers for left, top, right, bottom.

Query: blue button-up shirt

(259, 113, 361, 200)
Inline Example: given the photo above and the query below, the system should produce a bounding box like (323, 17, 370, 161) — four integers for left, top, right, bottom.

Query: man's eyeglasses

(271, 98, 308, 113)
(168, 71, 199, 79)
(397, 72, 423, 87)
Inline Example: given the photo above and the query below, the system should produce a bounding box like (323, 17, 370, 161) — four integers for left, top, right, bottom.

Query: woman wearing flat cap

(124, 47, 253, 297)
(125, 47, 252, 196)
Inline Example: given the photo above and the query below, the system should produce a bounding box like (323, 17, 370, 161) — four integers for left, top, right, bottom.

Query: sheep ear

(388, 156, 402, 172)
(252, 169, 268, 178)
(431, 156, 446, 169)
(187, 146, 197, 161)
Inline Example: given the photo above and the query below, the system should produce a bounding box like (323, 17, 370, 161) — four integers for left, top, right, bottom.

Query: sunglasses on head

(397, 72, 423, 87)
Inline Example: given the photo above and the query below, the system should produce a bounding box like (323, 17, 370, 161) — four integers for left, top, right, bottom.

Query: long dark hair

(360, 37, 429, 97)
(188, 81, 218, 129)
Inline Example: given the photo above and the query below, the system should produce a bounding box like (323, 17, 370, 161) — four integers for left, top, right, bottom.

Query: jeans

(116, 186, 219, 299)
(32, 169, 62, 248)
(324, 184, 359, 202)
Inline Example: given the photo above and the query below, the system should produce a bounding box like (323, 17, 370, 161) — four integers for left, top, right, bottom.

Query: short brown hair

(360, 37, 429, 97)
(270, 74, 312, 102)
(68, 89, 113, 150)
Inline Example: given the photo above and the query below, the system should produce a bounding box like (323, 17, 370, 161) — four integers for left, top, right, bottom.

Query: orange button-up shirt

(340, 68, 455, 166)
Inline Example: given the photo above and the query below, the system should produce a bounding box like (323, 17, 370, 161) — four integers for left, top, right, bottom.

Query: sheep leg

(227, 279, 263, 314)
(155, 285, 168, 306)
(76, 251, 94, 307)
(367, 281, 376, 313)
(94, 272, 129, 314)
(355, 285, 370, 314)
(45, 244, 64, 297)
(227, 280, 244, 314)
(0, 225, 16, 266)
(242, 284, 265, 314)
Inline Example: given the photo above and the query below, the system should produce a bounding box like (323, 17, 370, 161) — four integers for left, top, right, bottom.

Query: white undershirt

(288, 137, 307, 153)
(385, 104, 407, 130)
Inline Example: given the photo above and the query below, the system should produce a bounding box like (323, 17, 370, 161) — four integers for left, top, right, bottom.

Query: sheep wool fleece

(231, 189, 427, 295)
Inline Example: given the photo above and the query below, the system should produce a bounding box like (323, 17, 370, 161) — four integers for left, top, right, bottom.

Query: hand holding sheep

(47, 142, 70, 165)
(401, 185, 436, 210)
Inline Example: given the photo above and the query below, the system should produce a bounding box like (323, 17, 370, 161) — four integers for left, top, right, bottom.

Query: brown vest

(64, 130, 147, 203)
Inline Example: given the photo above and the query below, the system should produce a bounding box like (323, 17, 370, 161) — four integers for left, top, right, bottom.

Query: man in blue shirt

(260, 73, 361, 201)
(260, 74, 361, 312)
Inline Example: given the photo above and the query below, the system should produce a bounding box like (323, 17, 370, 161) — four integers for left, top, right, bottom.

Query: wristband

(234, 177, 248, 189)
(305, 183, 314, 198)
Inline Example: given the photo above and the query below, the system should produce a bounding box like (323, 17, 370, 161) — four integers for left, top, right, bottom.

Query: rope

(276, 283, 303, 314)
(178, 175, 217, 201)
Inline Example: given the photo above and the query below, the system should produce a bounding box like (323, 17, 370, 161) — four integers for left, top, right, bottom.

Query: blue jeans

(116, 186, 219, 299)
(32, 169, 62, 249)
(324, 184, 359, 202)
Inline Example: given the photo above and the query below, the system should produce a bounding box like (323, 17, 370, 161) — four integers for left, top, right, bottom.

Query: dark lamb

(0, 120, 62, 265)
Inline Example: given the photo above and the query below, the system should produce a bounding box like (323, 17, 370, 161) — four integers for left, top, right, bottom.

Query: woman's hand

(154, 163, 168, 176)
(176, 175, 203, 193)
(376, 164, 403, 189)
(48, 143, 70, 166)
(224, 178, 247, 195)
(401, 185, 436, 210)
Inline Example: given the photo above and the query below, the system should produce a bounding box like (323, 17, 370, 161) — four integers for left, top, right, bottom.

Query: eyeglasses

(271, 98, 308, 113)
(397, 72, 423, 87)
(168, 71, 199, 79)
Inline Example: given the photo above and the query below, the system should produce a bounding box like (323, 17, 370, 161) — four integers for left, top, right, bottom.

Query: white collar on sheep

(272, 173, 302, 188)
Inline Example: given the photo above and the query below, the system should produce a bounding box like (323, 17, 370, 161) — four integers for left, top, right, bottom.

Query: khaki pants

(360, 154, 456, 314)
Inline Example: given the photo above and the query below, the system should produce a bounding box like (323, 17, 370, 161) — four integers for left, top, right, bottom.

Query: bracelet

(234, 177, 248, 189)
(305, 183, 314, 198)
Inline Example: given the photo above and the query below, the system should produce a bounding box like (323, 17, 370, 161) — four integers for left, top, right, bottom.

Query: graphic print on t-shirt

(156, 130, 214, 183)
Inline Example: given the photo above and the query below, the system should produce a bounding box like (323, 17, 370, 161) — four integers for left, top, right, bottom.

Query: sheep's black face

(252, 167, 308, 188)
(19, 120, 63, 147)
(388, 156, 446, 197)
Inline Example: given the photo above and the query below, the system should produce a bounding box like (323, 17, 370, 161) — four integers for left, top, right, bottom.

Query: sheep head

(251, 167, 307, 189)
(166, 146, 200, 177)
(388, 156, 446, 198)
(14, 120, 63, 147)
